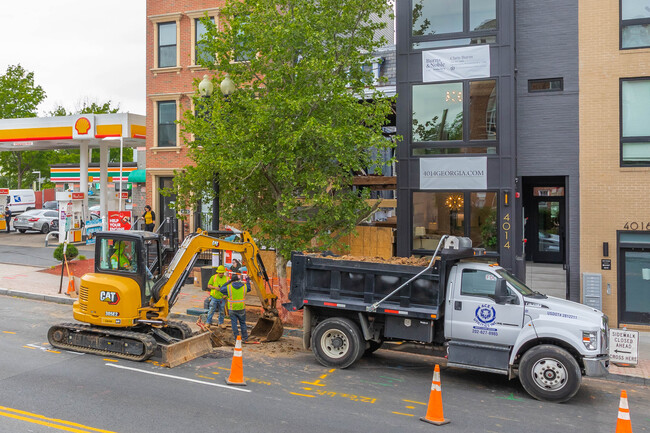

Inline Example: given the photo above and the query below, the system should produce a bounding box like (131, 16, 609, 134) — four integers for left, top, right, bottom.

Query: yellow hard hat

(216, 265, 226, 273)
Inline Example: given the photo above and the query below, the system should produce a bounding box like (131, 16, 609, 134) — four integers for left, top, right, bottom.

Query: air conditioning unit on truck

(286, 236, 609, 403)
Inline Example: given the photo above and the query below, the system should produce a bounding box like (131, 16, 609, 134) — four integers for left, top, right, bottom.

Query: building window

(157, 101, 176, 147)
(621, 78, 650, 166)
(158, 22, 177, 68)
(195, 17, 215, 65)
(412, 79, 497, 152)
(528, 78, 563, 92)
(412, 0, 497, 38)
(621, 0, 650, 49)
(412, 191, 497, 251)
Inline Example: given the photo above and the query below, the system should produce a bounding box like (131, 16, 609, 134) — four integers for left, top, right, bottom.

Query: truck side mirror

(494, 278, 514, 305)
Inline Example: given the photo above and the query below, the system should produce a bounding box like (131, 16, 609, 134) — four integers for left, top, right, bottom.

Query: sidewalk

(0, 263, 648, 385)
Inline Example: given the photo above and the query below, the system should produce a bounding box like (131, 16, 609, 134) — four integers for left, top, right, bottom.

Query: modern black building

(395, 0, 580, 301)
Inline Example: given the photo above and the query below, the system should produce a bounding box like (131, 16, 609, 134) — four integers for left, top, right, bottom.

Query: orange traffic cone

(616, 390, 633, 433)
(226, 335, 246, 386)
(420, 364, 450, 425)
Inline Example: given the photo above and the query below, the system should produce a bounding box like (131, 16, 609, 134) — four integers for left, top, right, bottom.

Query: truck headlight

(582, 331, 597, 351)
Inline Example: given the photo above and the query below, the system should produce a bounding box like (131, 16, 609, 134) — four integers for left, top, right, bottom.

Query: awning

(128, 169, 146, 183)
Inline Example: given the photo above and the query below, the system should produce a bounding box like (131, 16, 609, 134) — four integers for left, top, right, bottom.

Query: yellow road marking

(47, 350, 61, 354)
(319, 374, 328, 379)
(212, 372, 220, 375)
(303, 387, 312, 391)
(328, 369, 336, 373)
(392, 411, 415, 417)
(22, 346, 36, 350)
(0, 405, 117, 433)
(197, 375, 215, 380)
(290, 392, 316, 398)
(3, 331, 16, 334)
(403, 399, 426, 405)
(103, 359, 119, 363)
(406, 406, 415, 409)
(301, 379, 325, 386)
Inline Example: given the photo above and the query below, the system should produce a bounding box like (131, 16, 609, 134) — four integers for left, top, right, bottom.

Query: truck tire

(518, 344, 581, 403)
(312, 317, 364, 369)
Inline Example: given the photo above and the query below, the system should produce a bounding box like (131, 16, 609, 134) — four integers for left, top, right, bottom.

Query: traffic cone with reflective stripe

(420, 364, 450, 425)
(226, 335, 246, 386)
(616, 390, 633, 433)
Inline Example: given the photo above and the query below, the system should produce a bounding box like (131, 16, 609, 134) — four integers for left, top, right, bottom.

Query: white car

(13, 209, 59, 233)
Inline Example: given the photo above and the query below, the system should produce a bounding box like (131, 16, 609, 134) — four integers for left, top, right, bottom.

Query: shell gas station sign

(72, 115, 96, 139)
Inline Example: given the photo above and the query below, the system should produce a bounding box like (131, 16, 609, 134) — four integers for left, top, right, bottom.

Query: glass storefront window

(622, 251, 650, 320)
(413, 36, 496, 50)
(413, 82, 464, 142)
(413, 191, 497, 251)
(412, 0, 463, 37)
(469, 80, 497, 140)
(469, 192, 497, 250)
(470, 0, 497, 31)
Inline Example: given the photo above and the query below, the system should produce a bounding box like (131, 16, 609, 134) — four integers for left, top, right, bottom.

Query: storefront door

(158, 177, 177, 222)
(532, 197, 564, 263)
(618, 233, 650, 325)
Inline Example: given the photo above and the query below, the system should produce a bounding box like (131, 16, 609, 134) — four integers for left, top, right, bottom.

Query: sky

(0, 1, 146, 116)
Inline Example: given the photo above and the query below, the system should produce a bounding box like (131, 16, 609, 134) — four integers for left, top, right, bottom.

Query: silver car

(13, 209, 59, 234)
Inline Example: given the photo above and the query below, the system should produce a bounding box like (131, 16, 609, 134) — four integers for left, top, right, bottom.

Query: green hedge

(53, 244, 79, 262)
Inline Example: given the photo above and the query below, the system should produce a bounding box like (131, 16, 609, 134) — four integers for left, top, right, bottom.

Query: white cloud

(0, 0, 146, 115)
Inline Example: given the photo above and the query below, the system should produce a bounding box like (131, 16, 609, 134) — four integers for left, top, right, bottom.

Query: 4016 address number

(623, 222, 650, 231)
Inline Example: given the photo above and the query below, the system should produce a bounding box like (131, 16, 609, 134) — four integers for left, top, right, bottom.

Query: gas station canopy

(0, 113, 145, 150)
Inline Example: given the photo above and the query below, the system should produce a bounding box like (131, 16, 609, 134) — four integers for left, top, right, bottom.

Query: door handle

(454, 301, 462, 310)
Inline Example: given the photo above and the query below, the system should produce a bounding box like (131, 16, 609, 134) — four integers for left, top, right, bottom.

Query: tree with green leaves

(175, 0, 396, 288)
(0, 64, 47, 188)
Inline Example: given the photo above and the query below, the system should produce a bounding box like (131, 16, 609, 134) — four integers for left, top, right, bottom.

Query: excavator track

(48, 323, 157, 362)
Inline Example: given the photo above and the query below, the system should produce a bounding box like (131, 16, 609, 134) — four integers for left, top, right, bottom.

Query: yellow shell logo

(75, 117, 91, 135)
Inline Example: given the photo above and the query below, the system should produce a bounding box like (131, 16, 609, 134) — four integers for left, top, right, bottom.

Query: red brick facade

(146, 0, 225, 228)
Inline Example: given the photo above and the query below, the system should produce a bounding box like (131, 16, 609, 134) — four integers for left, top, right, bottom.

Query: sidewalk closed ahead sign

(609, 328, 639, 365)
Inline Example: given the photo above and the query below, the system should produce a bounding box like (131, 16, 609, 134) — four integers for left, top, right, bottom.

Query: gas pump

(56, 191, 86, 243)
(0, 188, 9, 231)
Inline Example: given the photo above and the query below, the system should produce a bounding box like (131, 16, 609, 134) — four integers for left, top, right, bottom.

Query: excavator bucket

(249, 317, 284, 342)
(158, 331, 213, 368)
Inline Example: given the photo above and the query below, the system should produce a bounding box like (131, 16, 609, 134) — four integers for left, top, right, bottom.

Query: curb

(586, 373, 649, 386)
(0, 288, 75, 305)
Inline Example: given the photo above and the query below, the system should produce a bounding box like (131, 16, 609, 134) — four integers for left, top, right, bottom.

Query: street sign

(609, 328, 639, 365)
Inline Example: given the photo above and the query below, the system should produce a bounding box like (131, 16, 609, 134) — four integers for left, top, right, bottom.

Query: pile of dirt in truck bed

(306, 253, 432, 267)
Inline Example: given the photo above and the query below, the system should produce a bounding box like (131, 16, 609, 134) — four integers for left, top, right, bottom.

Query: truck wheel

(312, 317, 363, 369)
(518, 344, 581, 403)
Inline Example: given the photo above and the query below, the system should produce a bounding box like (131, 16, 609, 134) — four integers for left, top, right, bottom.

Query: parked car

(42, 201, 59, 210)
(13, 209, 59, 233)
(89, 205, 100, 216)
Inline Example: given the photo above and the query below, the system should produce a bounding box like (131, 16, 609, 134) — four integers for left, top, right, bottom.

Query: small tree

(174, 0, 396, 310)
(54, 243, 79, 262)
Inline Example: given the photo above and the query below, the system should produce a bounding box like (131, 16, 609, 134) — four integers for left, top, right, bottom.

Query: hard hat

(216, 265, 226, 273)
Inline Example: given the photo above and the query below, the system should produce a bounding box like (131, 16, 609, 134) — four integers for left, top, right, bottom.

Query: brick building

(146, 1, 225, 230)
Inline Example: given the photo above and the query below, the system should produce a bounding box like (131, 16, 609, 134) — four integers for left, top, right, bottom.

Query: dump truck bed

(288, 252, 444, 320)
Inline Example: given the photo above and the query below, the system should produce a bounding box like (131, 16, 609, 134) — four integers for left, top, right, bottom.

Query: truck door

(447, 266, 524, 347)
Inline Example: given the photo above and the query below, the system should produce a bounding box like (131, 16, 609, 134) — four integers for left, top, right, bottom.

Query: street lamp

(198, 74, 236, 231)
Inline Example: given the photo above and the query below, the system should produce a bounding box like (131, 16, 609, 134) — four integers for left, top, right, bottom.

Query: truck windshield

(495, 269, 536, 296)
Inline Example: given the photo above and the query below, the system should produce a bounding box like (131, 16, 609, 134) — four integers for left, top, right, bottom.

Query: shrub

(78, 255, 87, 261)
(54, 244, 79, 262)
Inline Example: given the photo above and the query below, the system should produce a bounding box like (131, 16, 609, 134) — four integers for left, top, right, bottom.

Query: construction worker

(111, 241, 131, 270)
(206, 265, 229, 328)
(220, 274, 251, 341)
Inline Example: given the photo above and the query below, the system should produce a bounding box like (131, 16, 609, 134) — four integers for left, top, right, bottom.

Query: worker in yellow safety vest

(206, 265, 229, 328)
(219, 274, 251, 341)
(111, 241, 132, 270)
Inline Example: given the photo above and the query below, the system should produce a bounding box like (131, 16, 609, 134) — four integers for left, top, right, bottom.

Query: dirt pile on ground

(41, 259, 95, 276)
(202, 324, 303, 357)
(306, 253, 432, 267)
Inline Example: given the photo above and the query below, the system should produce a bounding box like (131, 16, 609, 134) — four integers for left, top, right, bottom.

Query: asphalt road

(0, 230, 94, 267)
(1, 296, 649, 433)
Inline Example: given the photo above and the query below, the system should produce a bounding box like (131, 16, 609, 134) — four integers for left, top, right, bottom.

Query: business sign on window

(422, 45, 490, 83)
(420, 157, 487, 190)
